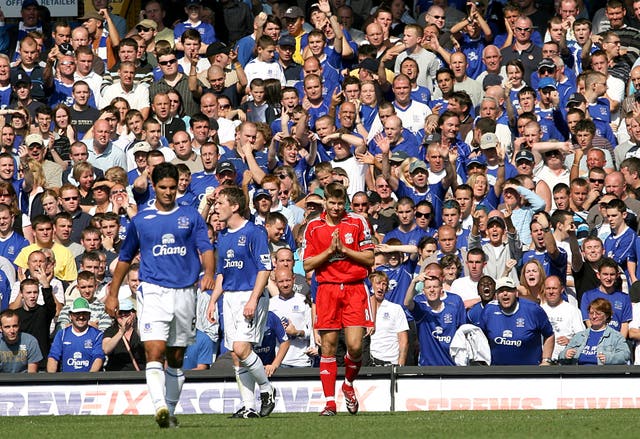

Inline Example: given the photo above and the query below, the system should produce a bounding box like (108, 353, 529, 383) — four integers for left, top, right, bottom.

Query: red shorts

(315, 282, 374, 330)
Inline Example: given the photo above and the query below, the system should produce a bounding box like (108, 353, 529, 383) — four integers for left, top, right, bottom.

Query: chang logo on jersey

(67, 351, 90, 369)
(431, 326, 451, 343)
(153, 234, 187, 257)
(223, 249, 244, 269)
(494, 329, 522, 347)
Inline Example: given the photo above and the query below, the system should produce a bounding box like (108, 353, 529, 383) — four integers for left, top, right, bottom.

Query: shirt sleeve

(48, 329, 63, 361)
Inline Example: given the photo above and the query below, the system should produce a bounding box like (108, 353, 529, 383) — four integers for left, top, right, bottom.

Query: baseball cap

(537, 77, 557, 90)
(129, 141, 151, 155)
(495, 277, 517, 291)
(24, 133, 44, 147)
(567, 93, 586, 106)
(70, 297, 92, 314)
(14, 72, 31, 86)
(409, 160, 428, 173)
(79, 11, 103, 21)
(278, 35, 296, 47)
(119, 297, 135, 312)
(482, 73, 503, 89)
(515, 149, 534, 163)
(58, 43, 74, 56)
(206, 42, 228, 58)
(22, 0, 39, 8)
(480, 132, 499, 150)
(487, 216, 506, 229)
(283, 6, 304, 19)
(390, 150, 409, 163)
(466, 156, 487, 169)
(537, 58, 556, 71)
(185, 0, 202, 6)
(357, 58, 379, 73)
(136, 19, 158, 31)
(253, 188, 271, 200)
(216, 161, 236, 175)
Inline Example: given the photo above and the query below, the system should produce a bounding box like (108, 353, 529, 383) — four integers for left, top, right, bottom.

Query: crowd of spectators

(2, 0, 640, 373)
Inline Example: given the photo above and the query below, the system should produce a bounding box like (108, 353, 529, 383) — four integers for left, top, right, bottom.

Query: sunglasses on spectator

(352, 203, 368, 207)
(137, 26, 152, 32)
(589, 178, 605, 184)
(62, 196, 79, 201)
(415, 212, 431, 218)
(158, 58, 177, 66)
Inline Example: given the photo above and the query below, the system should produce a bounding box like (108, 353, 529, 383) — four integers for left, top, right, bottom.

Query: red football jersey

(303, 211, 374, 283)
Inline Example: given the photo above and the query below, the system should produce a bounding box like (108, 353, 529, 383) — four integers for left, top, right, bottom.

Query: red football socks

(343, 353, 362, 386)
(320, 356, 337, 408)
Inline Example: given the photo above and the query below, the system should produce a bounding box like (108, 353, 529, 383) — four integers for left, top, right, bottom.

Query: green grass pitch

(2, 410, 636, 438)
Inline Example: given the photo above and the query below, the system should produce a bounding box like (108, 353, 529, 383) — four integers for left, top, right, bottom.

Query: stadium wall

(1, 366, 640, 415)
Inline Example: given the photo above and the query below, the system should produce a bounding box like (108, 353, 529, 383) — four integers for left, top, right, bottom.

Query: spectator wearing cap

(10, 68, 46, 121)
(174, 0, 216, 54)
(535, 76, 567, 142)
(102, 297, 145, 371)
(282, 6, 307, 65)
(470, 209, 523, 284)
(78, 10, 120, 71)
(47, 297, 105, 372)
(0, 0, 41, 61)
(477, 131, 513, 187)
(382, 137, 457, 227)
(276, 35, 303, 84)
(20, 133, 62, 189)
(480, 276, 555, 365)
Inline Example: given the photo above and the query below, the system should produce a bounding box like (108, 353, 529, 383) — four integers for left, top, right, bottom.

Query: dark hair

(151, 162, 179, 185)
(219, 186, 247, 215)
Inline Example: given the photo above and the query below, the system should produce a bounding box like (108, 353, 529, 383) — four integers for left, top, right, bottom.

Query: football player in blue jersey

(106, 162, 215, 428)
(207, 186, 276, 419)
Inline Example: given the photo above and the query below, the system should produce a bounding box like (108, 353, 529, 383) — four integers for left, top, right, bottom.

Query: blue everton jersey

(410, 296, 464, 366)
(580, 289, 632, 332)
(376, 263, 414, 320)
(480, 300, 554, 365)
(48, 326, 105, 372)
(216, 220, 273, 291)
(254, 311, 288, 365)
(0, 232, 29, 267)
(119, 205, 213, 288)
